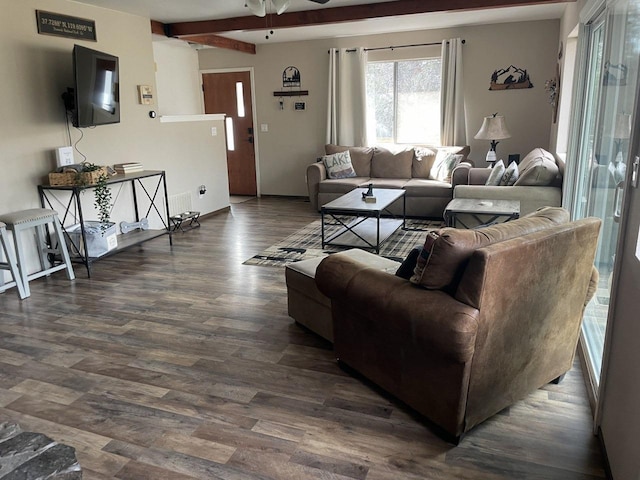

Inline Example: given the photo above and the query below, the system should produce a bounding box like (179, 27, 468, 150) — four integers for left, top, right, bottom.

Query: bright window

(366, 58, 442, 145)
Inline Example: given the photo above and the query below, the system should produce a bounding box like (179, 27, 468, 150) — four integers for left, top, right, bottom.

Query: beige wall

(199, 19, 560, 196)
(153, 39, 203, 116)
(0, 0, 229, 274)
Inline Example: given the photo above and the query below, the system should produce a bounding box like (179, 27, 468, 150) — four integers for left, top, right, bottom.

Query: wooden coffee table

(444, 198, 520, 228)
(321, 188, 406, 253)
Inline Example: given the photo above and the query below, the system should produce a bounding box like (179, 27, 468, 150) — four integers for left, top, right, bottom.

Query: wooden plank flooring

(0, 197, 606, 479)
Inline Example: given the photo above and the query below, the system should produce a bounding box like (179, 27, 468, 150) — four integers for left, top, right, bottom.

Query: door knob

(248, 136, 254, 144)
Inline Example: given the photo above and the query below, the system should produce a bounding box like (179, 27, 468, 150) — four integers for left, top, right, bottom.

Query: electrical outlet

(211, 127, 217, 136)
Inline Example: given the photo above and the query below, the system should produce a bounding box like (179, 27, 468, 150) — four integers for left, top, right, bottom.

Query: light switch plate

(261, 124, 268, 132)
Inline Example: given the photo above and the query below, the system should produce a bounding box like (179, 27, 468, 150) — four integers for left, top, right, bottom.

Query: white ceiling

(70, 0, 568, 45)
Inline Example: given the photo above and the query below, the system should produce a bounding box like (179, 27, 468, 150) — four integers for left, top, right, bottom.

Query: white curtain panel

(440, 38, 467, 146)
(326, 47, 368, 146)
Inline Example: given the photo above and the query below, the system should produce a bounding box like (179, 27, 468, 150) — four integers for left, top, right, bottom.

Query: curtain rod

(339, 39, 465, 53)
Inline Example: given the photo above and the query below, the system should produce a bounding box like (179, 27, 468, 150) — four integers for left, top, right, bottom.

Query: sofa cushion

(410, 207, 570, 292)
(322, 151, 357, 179)
(325, 144, 374, 177)
(318, 177, 370, 195)
(485, 160, 506, 186)
(514, 148, 559, 186)
(403, 179, 453, 198)
(371, 147, 413, 178)
(500, 161, 519, 186)
(412, 147, 437, 178)
(360, 178, 408, 189)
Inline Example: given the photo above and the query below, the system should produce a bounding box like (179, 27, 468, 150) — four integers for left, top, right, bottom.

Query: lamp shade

(474, 115, 511, 141)
(614, 113, 631, 139)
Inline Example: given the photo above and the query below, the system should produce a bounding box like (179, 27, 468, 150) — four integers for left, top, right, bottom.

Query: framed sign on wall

(36, 10, 96, 41)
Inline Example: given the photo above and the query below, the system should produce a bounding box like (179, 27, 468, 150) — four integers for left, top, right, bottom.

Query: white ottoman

(285, 249, 401, 342)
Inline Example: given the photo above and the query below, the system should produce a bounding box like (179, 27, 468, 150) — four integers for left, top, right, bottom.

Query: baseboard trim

(199, 206, 230, 221)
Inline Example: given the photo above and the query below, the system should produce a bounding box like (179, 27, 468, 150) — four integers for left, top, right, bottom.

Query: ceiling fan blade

(272, 0, 291, 15)
(245, 0, 266, 17)
(308, 0, 330, 3)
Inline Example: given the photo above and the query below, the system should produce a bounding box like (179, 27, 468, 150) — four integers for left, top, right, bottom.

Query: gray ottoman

(285, 249, 401, 342)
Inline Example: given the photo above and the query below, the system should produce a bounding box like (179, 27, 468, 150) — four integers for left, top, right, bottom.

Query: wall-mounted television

(65, 44, 120, 128)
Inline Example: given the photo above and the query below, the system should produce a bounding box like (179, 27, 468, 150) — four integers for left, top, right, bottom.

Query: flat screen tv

(68, 44, 120, 128)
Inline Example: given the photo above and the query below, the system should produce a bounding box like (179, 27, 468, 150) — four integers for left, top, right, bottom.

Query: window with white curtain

(366, 58, 442, 145)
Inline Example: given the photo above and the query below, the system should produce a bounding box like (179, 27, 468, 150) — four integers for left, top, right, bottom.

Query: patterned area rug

(243, 218, 443, 267)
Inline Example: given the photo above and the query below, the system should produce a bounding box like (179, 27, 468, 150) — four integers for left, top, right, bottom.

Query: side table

(444, 198, 520, 228)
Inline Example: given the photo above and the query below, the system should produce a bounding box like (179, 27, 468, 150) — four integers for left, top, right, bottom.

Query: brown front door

(202, 71, 257, 195)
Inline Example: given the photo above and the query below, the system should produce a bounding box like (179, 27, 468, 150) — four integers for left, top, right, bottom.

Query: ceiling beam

(151, 20, 257, 54)
(167, 0, 573, 36)
(181, 35, 257, 54)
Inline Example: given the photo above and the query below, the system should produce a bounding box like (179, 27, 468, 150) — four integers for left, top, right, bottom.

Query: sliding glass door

(568, 0, 640, 392)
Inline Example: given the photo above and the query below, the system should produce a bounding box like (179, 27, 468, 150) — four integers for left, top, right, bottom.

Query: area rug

(243, 218, 443, 267)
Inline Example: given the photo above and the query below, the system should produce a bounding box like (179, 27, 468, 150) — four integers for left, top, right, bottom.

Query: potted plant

(77, 162, 113, 234)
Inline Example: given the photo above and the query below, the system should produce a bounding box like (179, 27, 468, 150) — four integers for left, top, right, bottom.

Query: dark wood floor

(0, 197, 606, 479)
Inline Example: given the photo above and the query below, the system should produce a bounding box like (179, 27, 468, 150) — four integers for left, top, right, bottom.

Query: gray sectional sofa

(306, 144, 472, 218)
(453, 148, 564, 216)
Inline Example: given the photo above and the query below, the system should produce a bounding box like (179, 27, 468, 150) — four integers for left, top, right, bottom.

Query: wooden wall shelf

(273, 91, 308, 97)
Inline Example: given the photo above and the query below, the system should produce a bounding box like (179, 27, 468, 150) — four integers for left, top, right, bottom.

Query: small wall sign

(283, 66, 301, 88)
(294, 102, 306, 111)
(36, 10, 96, 41)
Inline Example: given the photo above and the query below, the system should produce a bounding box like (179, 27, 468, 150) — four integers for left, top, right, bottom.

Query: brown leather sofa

(315, 207, 600, 442)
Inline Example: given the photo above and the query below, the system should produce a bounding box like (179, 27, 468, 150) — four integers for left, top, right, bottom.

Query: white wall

(0, 0, 229, 276)
(153, 39, 203, 116)
(199, 19, 560, 196)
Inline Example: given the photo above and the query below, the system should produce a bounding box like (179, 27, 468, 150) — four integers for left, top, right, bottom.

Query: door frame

(594, 35, 640, 431)
(200, 67, 261, 197)
(563, 4, 609, 410)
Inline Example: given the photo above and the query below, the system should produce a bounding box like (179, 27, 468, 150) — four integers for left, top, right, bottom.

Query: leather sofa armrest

(316, 254, 479, 363)
(306, 162, 327, 211)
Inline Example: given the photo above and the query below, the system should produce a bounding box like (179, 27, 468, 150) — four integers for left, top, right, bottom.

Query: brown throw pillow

(410, 207, 570, 292)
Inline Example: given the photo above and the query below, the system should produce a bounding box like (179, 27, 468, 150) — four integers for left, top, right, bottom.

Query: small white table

(444, 198, 520, 228)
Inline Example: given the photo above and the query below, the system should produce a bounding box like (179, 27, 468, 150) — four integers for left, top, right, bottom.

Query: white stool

(0, 209, 75, 297)
(0, 222, 27, 299)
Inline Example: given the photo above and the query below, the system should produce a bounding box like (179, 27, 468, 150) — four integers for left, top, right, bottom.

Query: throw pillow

(429, 151, 464, 182)
(322, 151, 357, 179)
(485, 160, 506, 185)
(412, 147, 437, 178)
(370, 147, 413, 179)
(500, 161, 519, 186)
(395, 245, 423, 280)
(325, 144, 374, 177)
(513, 148, 559, 186)
(410, 206, 570, 292)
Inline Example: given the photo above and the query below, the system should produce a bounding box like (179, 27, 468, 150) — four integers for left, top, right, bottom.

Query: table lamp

(474, 113, 511, 167)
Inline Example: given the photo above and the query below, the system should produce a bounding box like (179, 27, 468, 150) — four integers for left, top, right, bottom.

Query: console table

(38, 170, 172, 277)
